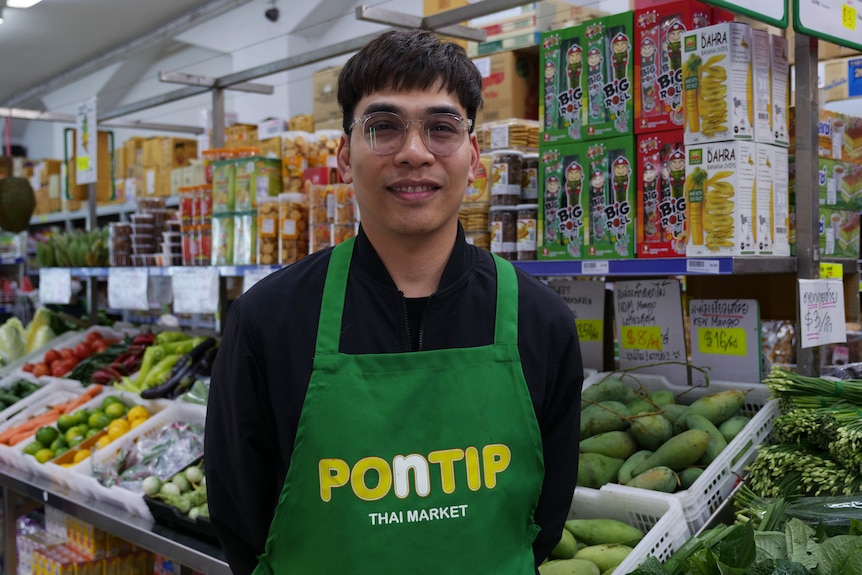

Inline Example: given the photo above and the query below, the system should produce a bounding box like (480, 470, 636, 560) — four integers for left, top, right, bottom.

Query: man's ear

(337, 133, 353, 184)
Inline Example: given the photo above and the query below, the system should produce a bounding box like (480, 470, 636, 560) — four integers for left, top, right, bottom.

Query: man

(205, 29, 583, 575)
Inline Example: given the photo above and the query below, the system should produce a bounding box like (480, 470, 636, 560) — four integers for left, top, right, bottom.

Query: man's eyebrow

(358, 103, 463, 117)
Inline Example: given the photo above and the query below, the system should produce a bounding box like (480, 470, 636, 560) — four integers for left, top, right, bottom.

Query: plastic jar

(489, 149, 524, 206)
(521, 153, 539, 201)
(516, 204, 538, 261)
(489, 205, 517, 261)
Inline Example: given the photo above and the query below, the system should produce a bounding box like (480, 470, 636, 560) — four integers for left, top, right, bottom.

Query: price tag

(39, 268, 72, 304)
(76, 157, 89, 172)
(108, 268, 149, 311)
(686, 259, 720, 274)
(575, 319, 603, 342)
(798, 279, 847, 348)
(243, 267, 275, 294)
(581, 260, 609, 275)
(820, 262, 844, 279)
(620, 325, 663, 351)
(171, 267, 220, 314)
(697, 327, 747, 356)
(844, 3, 858, 30)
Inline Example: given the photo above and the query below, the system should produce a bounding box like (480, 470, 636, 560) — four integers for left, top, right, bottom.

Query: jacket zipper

(417, 296, 432, 351)
(401, 294, 433, 352)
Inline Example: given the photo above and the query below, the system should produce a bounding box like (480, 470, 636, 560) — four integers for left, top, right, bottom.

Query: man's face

(337, 84, 479, 244)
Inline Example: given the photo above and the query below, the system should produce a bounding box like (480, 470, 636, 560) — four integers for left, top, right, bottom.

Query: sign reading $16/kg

(689, 299, 760, 386)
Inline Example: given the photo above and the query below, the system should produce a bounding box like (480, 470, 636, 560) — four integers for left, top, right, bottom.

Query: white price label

(798, 278, 847, 348)
(243, 267, 275, 294)
(39, 268, 72, 304)
(797, 0, 862, 52)
(108, 268, 150, 311)
(581, 260, 609, 275)
(75, 97, 98, 185)
(171, 267, 220, 314)
(686, 259, 720, 274)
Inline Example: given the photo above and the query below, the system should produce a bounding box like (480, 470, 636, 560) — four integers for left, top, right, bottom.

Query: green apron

(252, 238, 545, 574)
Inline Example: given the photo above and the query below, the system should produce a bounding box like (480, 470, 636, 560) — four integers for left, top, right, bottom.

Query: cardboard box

(467, 1, 607, 46)
(685, 140, 757, 257)
(312, 66, 343, 129)
(539, 23, 588, 143)
(636, 129, 687, 258)
(473, 50, 539, 124)
(755, 144, 790, 256)
(751, 29, 773, 144)
(682, 22, 754, 145)
(142, 137, 198, 168)
(789, 108, 862, 162)
(67, 130, 114, 202)
(123, 137, 147, 178)
(633, 0, 716, 134)
(819, 207, 861, 258)
(538, 135, 636, 259)
(771, 35, 790, 147)
(583, 12, 635, 139)
(790, 155, 862, 210)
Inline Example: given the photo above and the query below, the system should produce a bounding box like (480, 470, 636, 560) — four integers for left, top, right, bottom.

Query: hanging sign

(798, 278, 847, 347)
(76, 97, 98, 185)
(614, 279, 688, 385)
(547, 279, 606, 372)
(703, 0, 788, 28)
(171, 267, 220, 314)
(689, 299, 761, 386)
(795, 0, 862, 53)
(39, 268, 72, 305)
(107, 268, 149, 311)
(849, 58, 862, 97)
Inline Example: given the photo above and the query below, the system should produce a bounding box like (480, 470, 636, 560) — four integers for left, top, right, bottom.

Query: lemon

(96, 435, 111, 449)
(130, 418, 147, 429)
(127, 405, 150, 423)
(107, 419, 130, 442)
(34, 448, 54, 464)
(73, 449, 91, 464)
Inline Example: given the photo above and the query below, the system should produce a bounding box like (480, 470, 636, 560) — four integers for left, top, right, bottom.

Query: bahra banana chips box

(682, 22, 754, 145)
(685, 141, 757, 257)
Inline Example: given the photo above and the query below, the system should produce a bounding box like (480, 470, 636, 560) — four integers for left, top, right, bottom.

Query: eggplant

(139, 337, 217, 399)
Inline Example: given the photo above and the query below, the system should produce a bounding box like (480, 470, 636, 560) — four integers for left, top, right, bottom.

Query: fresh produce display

(67, 331, 155, 384)
(577, 375, 752, 493)
(0, 308, 63, 368)
(540, 518, 645, 574)
(0, 384, 103, 446)
(34, 227, 110, 267)
(21, 330, 118, 378)
(143, 462, 208, 520)
(21, 394, 151, 465)
(0, 378, 42, 411)
(115, 333, 217, 399)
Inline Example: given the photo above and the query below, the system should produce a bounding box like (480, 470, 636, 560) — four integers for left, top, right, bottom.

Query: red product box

(302, 167, 340, 186)
(634, 0, 715, 134)
(636, 130, 687, 258)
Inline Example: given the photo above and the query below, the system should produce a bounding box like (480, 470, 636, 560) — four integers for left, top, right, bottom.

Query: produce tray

(569, 486, 690, 575)
(581, 371, 779, 535)
(143, 496, 218, 545)
(0, 328, 81, 379)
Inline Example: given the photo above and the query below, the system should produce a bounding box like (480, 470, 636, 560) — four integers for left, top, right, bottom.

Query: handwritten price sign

(844, 4, 858, 30)
(620, 326, 663, 351)
(798, 279, 846, 348)
(575, 319, 603, 342)
(698, 327, 746, 356)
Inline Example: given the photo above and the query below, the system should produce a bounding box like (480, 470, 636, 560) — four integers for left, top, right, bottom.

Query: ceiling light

(7, 0, 42, 7)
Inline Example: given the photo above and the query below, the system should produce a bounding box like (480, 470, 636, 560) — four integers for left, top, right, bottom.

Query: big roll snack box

(682, 22, 754, 145)
(538, 142, 587, 260)
(633, 0, 715, 134)
(540, 24, 588, 144)
(583, 136, 637, 259)
(636, 130, 687, 258)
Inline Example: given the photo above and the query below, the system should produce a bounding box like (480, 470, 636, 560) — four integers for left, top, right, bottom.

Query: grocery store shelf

(0, 462, 229, 575)
(513, 257, 799, 277)
(30, 198, 180, 226)
(30, 265, 285, 279)
(0, 256, 25, 266)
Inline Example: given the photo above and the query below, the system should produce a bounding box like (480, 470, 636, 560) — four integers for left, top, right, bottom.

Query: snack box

(754, 144, 790, 256)
(770, 35, 790, 148)
(684, 140, 757, 257)
(537, 142, 588, 260)
(819, 207, 861, 259)
(750, 28, 772, 145)
(540, 24, 588, 143)
(636, 130, 686, 258)
(633, 0, 715, 134)
(790, 155, 862, 210)
(682, 22, 754, 145)
(583, 136, 637, 259)
(788, 108, 862, 162)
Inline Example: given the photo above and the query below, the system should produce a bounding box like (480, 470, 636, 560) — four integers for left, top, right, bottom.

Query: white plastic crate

(581, 371, 778, 535)
(568, 486, 690, 574)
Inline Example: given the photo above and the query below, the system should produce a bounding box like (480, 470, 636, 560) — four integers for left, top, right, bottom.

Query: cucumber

(539, 558, 600, 575)
(631, 429, 711, 475)
(718, 415, 750, 443)
(564, 518, 644, 546)
(678, 467, 705, 489)
(625, 466, 679, 493)
(579, 431, 639, 460)
(629, 414, 674, 451)
(685, 413, 728, 465)
(577, 453, 626, 489)
(574, 544, 633, 572)
(580, 401, 630, 439)
(618, 450, 653, 485)
(582, 377, 639, 406)
(686, 389, 746, 425)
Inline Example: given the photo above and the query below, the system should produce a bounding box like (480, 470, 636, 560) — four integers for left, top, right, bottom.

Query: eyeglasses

(352, 111, 472, 156)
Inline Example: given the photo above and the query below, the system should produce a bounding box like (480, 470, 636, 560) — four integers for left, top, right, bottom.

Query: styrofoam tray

(569, 486, 690, 575)
(65, 402, 206, 519)
(581, 371, 778, 534)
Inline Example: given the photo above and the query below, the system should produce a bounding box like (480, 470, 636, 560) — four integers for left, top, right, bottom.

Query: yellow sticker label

(575, 319, 603, 342)
(76, 156, 90, 172)
(820, 262, 844, 279)
(697, 327, 747, 356)
(620, 326, 663, 351)
(844, 4, 858, 30)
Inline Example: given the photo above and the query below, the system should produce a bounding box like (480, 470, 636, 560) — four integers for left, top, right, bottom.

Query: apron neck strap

(315, 238, 520, 354)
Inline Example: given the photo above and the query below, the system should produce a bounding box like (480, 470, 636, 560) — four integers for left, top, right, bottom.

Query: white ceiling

(0, 0, 254, 107)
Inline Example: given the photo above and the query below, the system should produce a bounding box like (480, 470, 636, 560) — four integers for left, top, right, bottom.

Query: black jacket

(205, 226, 583, 574)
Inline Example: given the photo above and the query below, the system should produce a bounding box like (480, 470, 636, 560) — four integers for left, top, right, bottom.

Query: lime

(56, 414, 77, 433)
(68, 436, 83, 448)
(34, 426, 59, 446)
(54, 446, 69, 458)
(89, 414, 111, 430)
(74, 410, 90, 426)
(76, 423, 90, 436)
(101, 396, 123, 410)
(104, 402, 127, 420)
(64, 427, 84, 445)
(50, 437, 68, 452)
(85, 428, 100, 439)
(34, 448, 54, 464)
(23, 441, 43, 456)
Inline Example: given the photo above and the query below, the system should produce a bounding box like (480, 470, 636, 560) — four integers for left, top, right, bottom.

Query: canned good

(516, 204, 538, 261)
(489, 149, 523, 206)
(489, 205, 517, 261)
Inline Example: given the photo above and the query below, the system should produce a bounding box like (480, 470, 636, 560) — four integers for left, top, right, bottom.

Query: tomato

(21, 363, 35, 373)
(74, 342, 91, 361)
(86, 331, 104, 344)
(32, 363, 51, 377)
(60, 348, 76, 362)
(91, 340, 108, 354)
(52, 362, 69, 377)
(44, 349, 60, 365)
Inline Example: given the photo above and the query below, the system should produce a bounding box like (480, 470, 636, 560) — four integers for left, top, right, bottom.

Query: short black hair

(337, 29, 483, 134)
